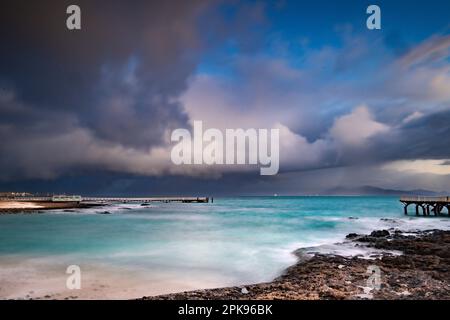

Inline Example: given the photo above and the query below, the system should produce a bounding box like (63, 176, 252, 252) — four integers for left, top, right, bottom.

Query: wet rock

(380, 218, 397, 223)
(97, 211, 111, 215)
(370, 230, 390, 237)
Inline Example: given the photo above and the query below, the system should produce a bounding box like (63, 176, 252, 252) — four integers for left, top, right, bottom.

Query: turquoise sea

(1, 196, 449, 299)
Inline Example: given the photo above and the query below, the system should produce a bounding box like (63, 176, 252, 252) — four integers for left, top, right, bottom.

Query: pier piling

(400, 196, 450, 217)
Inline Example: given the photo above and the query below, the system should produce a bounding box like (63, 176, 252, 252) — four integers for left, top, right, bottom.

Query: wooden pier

(400, 196, 450, 216)
(0, 196, 210, 204)
(82, 196, 210, 203)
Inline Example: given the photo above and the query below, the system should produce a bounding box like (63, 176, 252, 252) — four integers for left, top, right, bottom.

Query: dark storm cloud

(0, 0, 267, 147)
(1, 1, 449, 194)
(0, 0, 270, 180)
(371, 109, 450, 162)
(0, 0, 213, 148)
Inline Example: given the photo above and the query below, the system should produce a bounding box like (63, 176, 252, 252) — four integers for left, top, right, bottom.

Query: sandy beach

(0, 201, 102, 213)
(0, 259, 220, 300)
(0, 201, 44, 209)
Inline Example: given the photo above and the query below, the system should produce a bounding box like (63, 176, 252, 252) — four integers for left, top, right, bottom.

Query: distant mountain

(323, 185, 445, 196)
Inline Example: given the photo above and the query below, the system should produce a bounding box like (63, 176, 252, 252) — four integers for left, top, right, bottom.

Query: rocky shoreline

(142, 229, 450, 300)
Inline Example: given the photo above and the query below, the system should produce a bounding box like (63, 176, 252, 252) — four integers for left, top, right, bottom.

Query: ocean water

(1, 196, 449, 299)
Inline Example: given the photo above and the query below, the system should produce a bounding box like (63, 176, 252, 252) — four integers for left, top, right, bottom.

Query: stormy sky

(1, 0, 450, 195)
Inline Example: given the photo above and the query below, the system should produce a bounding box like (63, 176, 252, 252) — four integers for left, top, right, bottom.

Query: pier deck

(82, 197, 210, 203)
(400, 196, 450, 216)
(0, 196, 210, 204)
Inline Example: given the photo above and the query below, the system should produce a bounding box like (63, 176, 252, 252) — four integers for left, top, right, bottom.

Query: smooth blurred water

(1, 196, 449, 298)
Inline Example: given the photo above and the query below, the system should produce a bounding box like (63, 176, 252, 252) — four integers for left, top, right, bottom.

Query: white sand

(0, 201, 43, 209)
(0, 256, 233, 300)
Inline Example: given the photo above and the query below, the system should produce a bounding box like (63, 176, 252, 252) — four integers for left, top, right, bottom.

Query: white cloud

(275, 123, 330, 168)
(329, 105, 389, 146)
(398, 34, 450, 68)
(383, 159, 450, 176)
(430, 70, 450, 101)
(402, 111, 424, 124)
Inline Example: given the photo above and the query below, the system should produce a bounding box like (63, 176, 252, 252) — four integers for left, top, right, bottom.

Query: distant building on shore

(52, 195, 82, 202)
(0, 192, 33, 199)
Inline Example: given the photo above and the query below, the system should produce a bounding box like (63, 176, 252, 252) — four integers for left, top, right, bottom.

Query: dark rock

(380, 218, 397, 223)
(97, 211, 111, 215)
(370, 230, 390, 237)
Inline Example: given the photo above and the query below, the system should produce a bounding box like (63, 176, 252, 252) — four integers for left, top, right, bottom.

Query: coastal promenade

(400, 196, 450, 216)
